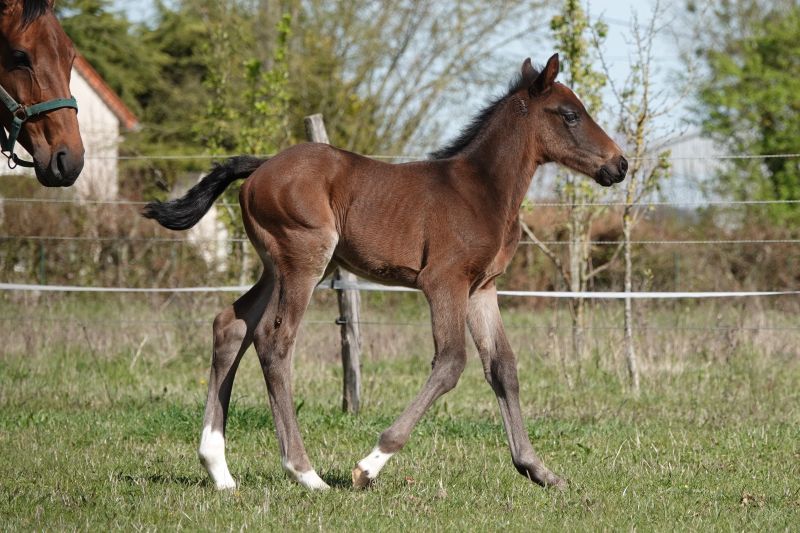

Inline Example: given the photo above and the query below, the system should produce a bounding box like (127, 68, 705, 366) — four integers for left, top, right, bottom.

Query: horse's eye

(11, 50, 32, 70)
(563, 112, 579, 125)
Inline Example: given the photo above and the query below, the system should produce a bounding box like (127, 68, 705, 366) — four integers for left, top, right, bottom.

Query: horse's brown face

(0, 3, 84, 186)
(526, 54, 627, 187)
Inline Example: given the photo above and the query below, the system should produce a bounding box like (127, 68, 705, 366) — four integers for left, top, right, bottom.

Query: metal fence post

(304, 113, 362, 414)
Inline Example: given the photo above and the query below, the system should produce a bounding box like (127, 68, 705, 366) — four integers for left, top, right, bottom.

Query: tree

(57, 0, 211, 198)
(198, 1, 294, 283)
(286, 0, 553, 155)
(593, 2, 676, 392)
(57, 0, 163, 117)
(133, 0, 214, 155)
(691, 0, 800, 224)
(522, 0, 612, 363)
(138, 0, 551, 161)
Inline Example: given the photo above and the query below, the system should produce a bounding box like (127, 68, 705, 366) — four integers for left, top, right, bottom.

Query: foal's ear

(530, 53, 560, 97)
(521, 57, 537, 81)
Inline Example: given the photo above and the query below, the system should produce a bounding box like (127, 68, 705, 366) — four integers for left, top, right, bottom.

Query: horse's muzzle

(595, 156, 627, 187)
(35, 146, 84, 187)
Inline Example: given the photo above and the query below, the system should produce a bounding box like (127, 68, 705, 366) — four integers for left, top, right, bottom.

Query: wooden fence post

(304, 113, 362, 414)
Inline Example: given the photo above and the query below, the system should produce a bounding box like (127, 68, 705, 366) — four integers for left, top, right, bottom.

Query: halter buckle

(13, 105, 28, 122)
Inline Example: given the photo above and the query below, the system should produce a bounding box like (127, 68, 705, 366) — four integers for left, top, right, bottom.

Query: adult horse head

(0, 0, 83, 186)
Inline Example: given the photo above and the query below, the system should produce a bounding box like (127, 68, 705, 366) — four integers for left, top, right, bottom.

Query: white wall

(69, 68, 121, 200)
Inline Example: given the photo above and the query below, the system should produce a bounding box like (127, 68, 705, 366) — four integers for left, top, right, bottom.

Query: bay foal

(144, 54, 627, 491)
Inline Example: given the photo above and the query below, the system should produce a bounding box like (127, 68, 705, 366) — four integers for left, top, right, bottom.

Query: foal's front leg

(467, 284, 566, 489)
(353, 283, 469, 487)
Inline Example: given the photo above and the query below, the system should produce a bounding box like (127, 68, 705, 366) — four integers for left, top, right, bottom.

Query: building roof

(73, 54, 140, 131)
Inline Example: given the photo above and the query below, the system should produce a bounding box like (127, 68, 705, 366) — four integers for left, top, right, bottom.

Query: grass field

(1, 293, 799, 530)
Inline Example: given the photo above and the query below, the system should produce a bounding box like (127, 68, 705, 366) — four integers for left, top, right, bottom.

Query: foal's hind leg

(353, 281, 469, 487)
(467, 283, 566, 489)
(198, 276, 273, 490)
(253, 242, 336, 490)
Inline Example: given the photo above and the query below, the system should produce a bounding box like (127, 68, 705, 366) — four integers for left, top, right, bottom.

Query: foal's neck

(464, 98, 540, 219)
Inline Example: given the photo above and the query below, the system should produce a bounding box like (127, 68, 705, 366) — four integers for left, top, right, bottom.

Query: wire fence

(29, 151, 800, 162)
(4, 234, 800, 246)
(3, 149, 800, 336)
(2, 279, 798, 335)
(1, 313, 798, 332)
(5, 196, 800, 208)
(3, 280, 800, 298)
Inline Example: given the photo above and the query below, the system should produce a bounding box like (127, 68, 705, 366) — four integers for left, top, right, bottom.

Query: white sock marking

(282, 459, 330, 490)
(198, 427, 236, 490)
(357, 447, 394, 480)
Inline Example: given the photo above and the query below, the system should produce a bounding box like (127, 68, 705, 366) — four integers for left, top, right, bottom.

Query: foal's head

(523, 54, 627, 186)
(0, 0, 84, 186)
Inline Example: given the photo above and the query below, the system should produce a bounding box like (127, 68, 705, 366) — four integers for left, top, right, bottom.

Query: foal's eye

(10, 50, 32, 70)
(562, 112, 579, 125)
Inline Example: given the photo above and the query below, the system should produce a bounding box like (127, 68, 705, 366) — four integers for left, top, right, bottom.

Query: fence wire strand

(3, 234, 799, 246)
(28, 151, 800, 162)
(1, 314, 797, 332)
(4, 196, 800, 209)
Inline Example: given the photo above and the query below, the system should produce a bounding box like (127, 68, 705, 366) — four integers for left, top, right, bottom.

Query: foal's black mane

(429, 67, 540, 160)
(0, 0, 52, 26)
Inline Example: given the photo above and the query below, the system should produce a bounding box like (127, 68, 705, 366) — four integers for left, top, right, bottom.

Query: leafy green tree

(132, 0, 212, 155)
(57, 0, 162, 116)
(692, 0, 800, 223)
(195, 2, 296, 282)
(61, 0, 555, 200)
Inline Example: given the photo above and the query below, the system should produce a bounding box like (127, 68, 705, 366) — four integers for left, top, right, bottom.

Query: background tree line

(53, 0, 800, 216)
(56, 0, 548, 198)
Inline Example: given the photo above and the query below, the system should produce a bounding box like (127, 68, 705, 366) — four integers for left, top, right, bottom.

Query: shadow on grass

(117, 472, 205, 487)
(118, 466, 359, 491)
(321, 469, 355, 489)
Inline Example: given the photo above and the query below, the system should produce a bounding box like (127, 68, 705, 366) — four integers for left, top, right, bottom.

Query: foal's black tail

(142, 156, 266, 231)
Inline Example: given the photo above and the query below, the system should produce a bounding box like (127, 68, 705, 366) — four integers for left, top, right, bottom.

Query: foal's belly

(331, 249, 421, 288)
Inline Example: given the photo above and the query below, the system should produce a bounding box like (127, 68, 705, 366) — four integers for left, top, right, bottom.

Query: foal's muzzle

(595, 156, 628, 187)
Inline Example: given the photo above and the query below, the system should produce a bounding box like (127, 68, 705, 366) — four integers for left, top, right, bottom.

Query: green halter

(0, 83, 77, 168)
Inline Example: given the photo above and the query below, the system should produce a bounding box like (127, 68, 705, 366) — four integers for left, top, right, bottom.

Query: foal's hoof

(215, 479, 237, 491)
(515, 463, 568, 491)
(352, 465, 373, 489)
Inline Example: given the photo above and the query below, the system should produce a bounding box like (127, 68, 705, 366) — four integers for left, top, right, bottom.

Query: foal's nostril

(619, 157, 628, 175)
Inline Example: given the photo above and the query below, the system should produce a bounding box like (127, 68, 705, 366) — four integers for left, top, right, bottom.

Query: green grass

(1, 296, 799, 530)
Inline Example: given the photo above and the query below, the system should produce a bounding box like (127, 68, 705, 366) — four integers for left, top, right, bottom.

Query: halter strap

(0, 83, 78, 168)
